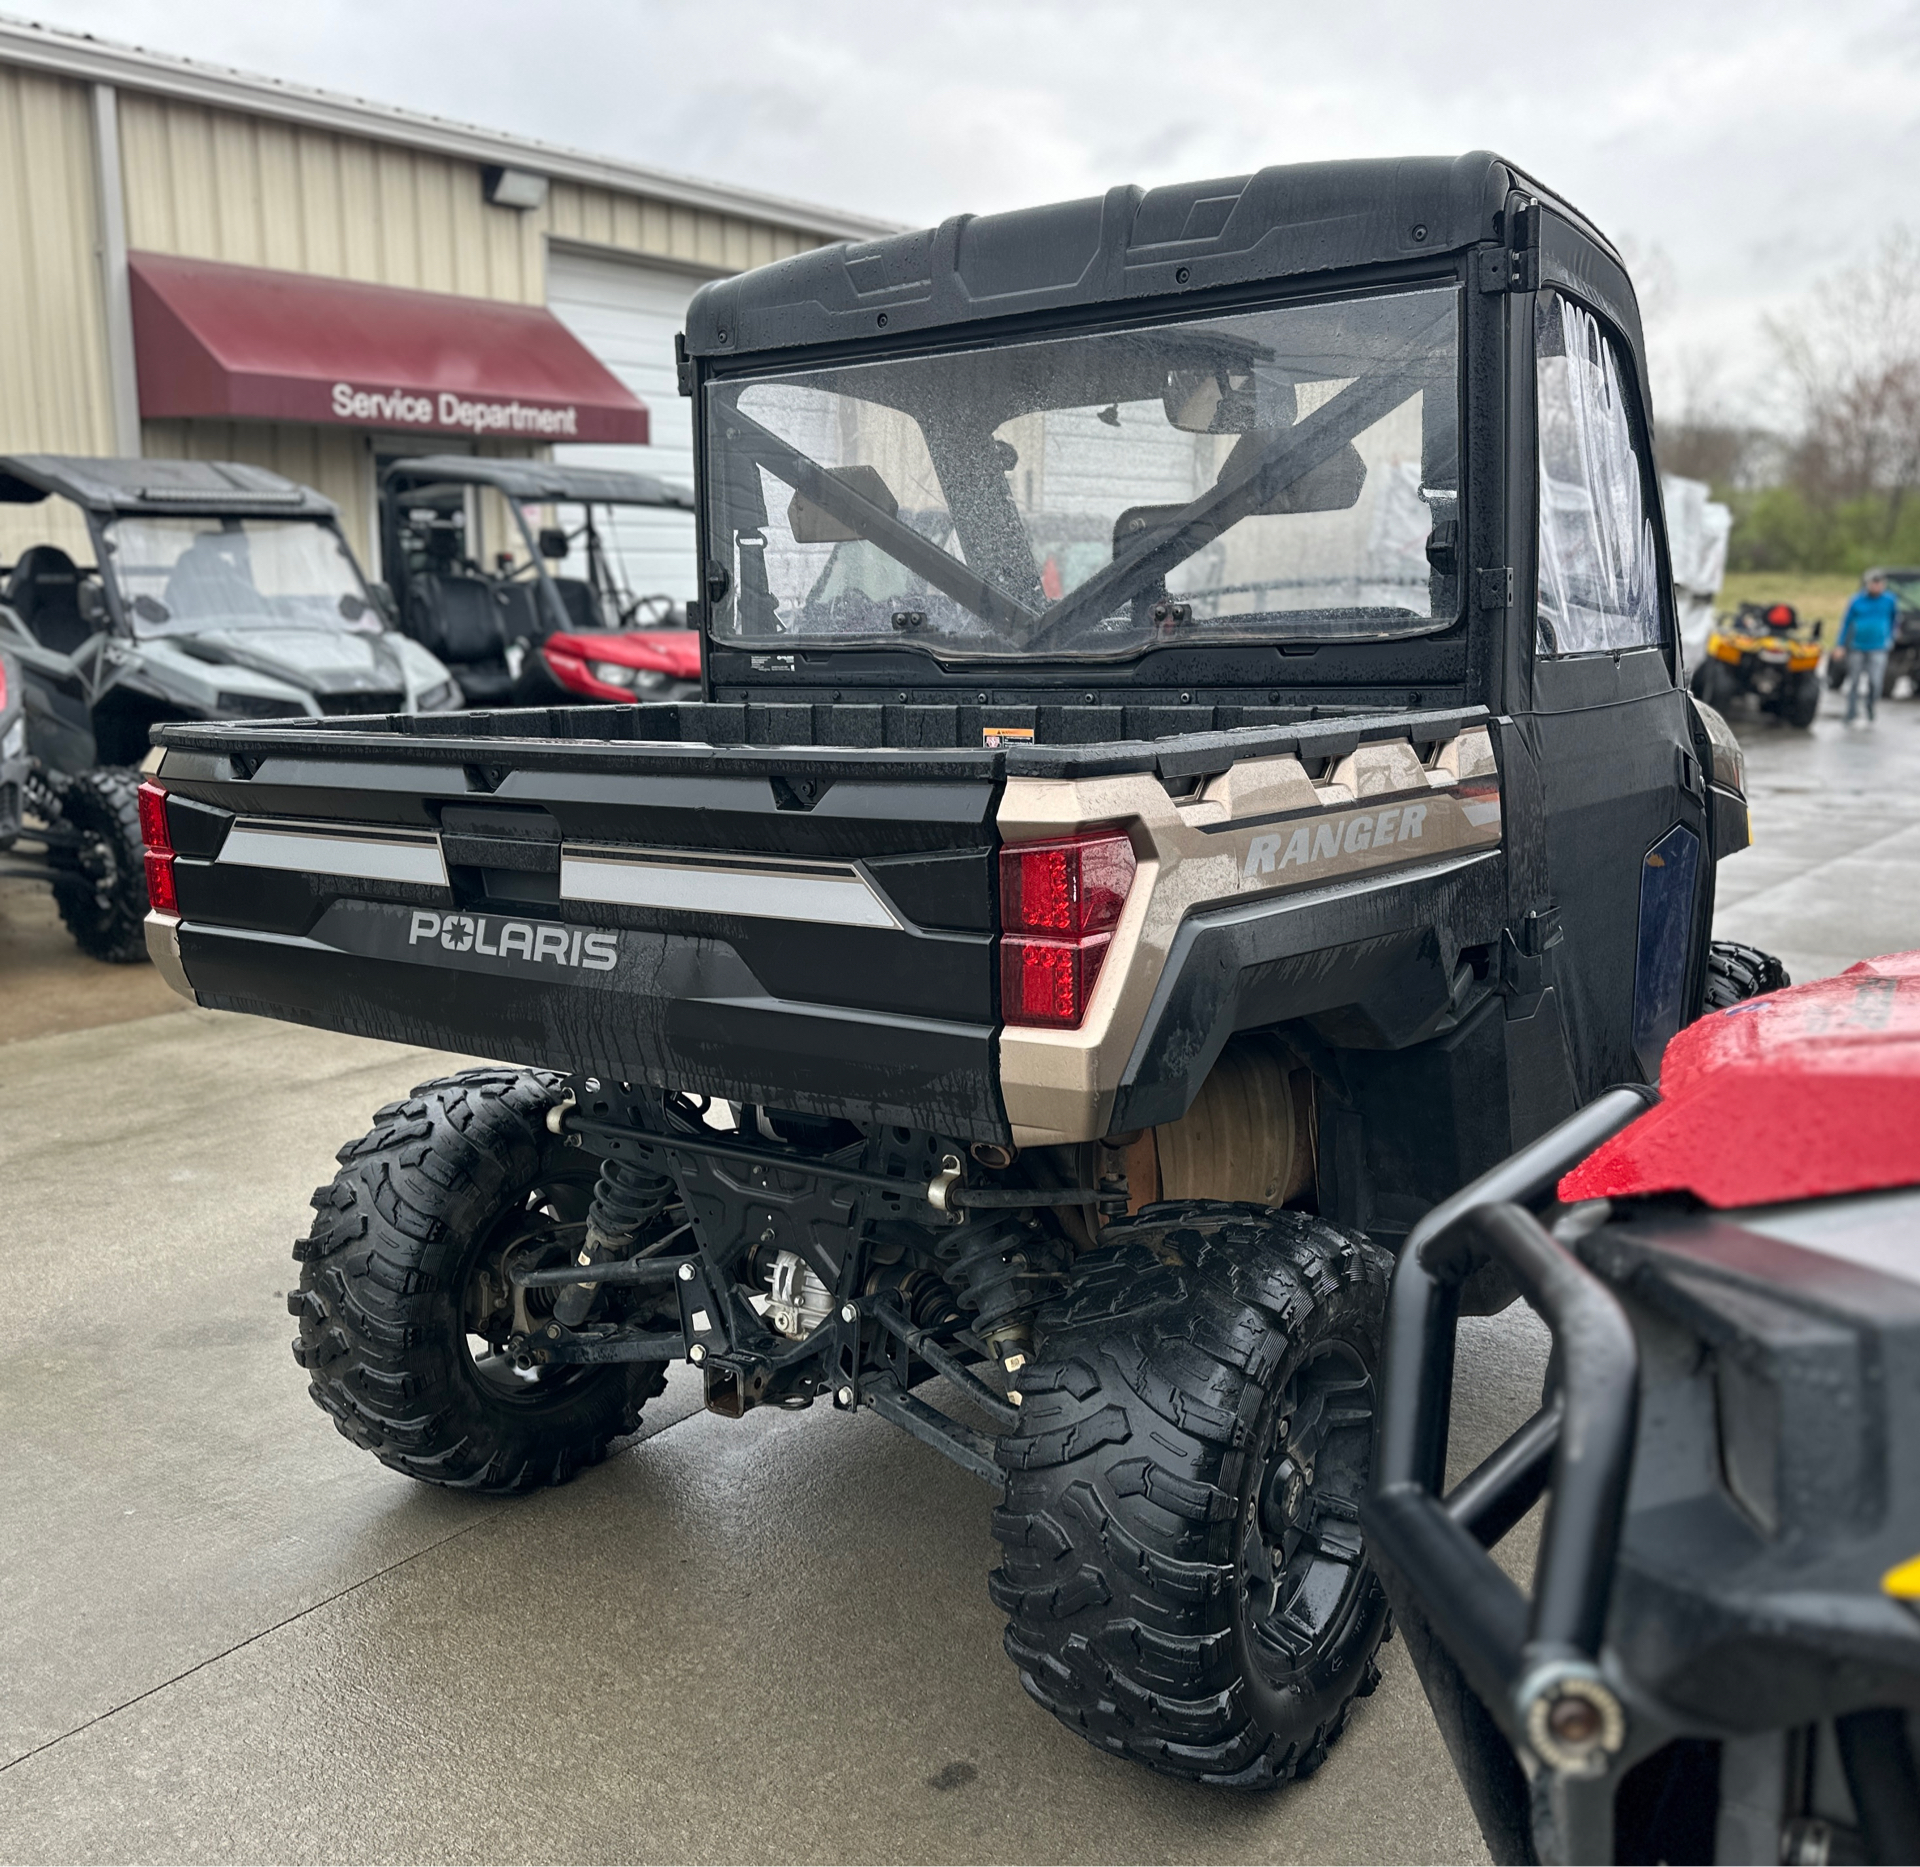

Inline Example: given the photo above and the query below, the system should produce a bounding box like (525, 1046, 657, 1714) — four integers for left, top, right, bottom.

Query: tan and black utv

(141, 152, 1777, 1793)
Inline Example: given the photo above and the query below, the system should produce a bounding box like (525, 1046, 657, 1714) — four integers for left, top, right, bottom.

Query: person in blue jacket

(1838, 570, 1901, 725)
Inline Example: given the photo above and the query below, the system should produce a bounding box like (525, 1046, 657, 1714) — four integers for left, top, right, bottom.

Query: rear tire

(1782, 671, 1820, 729)
(291, 1067, 667, 1493)
(990, 1202, 1392, 1787)
(1694, 660, 1740, 712)
(1704, 939, 1790, 1011)
(50, 766, 149, 963)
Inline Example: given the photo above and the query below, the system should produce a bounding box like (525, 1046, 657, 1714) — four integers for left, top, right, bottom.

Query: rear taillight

(999, 829, 1136, 1028)
(137, 780, 177, 915)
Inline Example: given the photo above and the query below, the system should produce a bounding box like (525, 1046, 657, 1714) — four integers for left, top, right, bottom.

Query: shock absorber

(552, 1153, 677, 1326)
(941, 1214, 1071, 1378)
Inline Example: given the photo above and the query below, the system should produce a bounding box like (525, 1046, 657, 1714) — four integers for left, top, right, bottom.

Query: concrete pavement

(2, 701, 1916, 1863)
(1710, 702, 1920, 982)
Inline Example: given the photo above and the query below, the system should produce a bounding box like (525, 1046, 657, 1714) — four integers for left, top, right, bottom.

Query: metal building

(0, 19, 891, 589)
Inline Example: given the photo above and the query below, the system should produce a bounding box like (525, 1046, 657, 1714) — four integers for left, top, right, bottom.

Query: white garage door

(545, 246, 703, 602)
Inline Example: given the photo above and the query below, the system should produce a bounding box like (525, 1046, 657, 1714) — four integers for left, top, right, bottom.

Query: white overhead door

(545, 246, 702, 602)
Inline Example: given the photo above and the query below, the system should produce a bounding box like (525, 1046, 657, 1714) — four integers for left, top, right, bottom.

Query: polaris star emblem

(408, 910, 619, 971)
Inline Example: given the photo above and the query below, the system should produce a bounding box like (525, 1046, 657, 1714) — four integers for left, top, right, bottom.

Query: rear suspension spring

(553, 1154, 678, 1326)
(941, 1215, 1070, 1368)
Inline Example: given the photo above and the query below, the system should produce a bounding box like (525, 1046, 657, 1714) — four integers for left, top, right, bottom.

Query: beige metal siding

(140, 418, 378, 560)
(547, 179, 823, 275)
(0, 66, 113, 562)
(1, 69, 843, 578)
(118, 92, 544, 302)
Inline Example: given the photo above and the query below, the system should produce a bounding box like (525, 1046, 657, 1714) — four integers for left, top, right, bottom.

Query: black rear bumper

(178, 910, 1005, 1137)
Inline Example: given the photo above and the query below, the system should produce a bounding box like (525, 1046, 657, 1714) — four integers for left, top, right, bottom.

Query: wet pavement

(1, 700, 1915, 1864)
(1707, 700, 1920, 984)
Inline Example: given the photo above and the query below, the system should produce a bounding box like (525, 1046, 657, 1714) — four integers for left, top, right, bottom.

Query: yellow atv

(1692, 601, 1822, 727)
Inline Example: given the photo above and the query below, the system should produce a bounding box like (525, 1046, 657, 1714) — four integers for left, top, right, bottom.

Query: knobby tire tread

(290, 1066, 664, 1494)
(52, 766, 149, 963)
(989, 1201, 1392, 1789)
(1703, 939, 1790, 1011)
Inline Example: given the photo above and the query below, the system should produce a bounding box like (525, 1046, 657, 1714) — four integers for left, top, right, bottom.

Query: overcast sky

(22, 0, 1920, 421)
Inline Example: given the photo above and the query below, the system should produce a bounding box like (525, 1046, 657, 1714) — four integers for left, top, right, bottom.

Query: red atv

(1368, 954, 1920, 1864)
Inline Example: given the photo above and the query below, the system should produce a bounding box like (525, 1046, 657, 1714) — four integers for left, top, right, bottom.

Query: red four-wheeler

(142, 153, 1784, 1793)
(1370, 955, 1920, 1863)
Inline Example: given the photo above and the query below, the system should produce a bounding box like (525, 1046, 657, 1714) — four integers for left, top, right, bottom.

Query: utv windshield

(103, 516, 377, 637)
(705, 285, 1460, 661)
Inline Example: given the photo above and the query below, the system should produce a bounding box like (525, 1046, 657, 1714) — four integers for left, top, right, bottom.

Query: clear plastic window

(704, 287, 1460, 662)
(1535, 291, 1662, 657)
(103, 517, 375, 636)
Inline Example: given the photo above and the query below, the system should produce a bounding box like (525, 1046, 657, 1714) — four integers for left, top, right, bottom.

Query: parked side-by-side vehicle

(140, 153, 1812, 1804)
(379, 456, 700, 708)
(1371, 955, 1920, 1865)
(0, 455, 459, 958)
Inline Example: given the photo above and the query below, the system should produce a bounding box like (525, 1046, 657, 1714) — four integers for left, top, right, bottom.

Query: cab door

(1519, 275, 1709, 1097)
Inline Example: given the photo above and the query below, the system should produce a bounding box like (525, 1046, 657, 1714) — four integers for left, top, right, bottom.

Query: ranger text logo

(1243, 803, 1428, 879)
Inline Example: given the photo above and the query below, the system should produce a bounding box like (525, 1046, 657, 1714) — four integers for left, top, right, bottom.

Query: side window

(1534, 289, 1662, 657)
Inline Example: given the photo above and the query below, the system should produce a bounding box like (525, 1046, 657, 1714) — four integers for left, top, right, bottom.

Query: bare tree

(1767, 229, 1920, 523)
(1616, 234, 1772, 489)
(1657, 342, 1775, 487)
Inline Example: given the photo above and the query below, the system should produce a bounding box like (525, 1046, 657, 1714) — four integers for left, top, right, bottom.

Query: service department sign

(329, 383, 582, 437)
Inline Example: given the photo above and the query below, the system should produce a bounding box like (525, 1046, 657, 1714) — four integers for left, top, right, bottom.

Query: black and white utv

(0, 456, 462, 959)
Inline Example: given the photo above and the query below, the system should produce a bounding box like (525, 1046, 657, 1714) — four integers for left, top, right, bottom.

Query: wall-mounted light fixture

(483, 165, 549, 211)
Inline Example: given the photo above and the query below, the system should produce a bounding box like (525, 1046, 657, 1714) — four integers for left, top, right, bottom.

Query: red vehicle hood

(544, 629, 701, 680)
(1561, 951, 1920, 1208)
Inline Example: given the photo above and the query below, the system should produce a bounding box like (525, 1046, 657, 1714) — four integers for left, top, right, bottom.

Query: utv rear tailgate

(148, 699, 1499, 1142)
(149, 724, 1007, 1136)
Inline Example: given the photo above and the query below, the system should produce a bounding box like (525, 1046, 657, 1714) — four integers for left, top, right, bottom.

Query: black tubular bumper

(1361, 1088, 1654, 1854)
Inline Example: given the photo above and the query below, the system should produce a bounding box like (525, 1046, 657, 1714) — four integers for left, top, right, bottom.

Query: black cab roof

(381, 455, 694, 510)
(685, 151, 1616, 363)
(0, 455, 337, 518)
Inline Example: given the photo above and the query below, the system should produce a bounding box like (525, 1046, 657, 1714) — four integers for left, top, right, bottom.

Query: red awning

(129, 252, 648, 445)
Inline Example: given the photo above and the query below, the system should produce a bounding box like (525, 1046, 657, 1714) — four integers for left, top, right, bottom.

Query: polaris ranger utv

(141, 153, 1776, 1790)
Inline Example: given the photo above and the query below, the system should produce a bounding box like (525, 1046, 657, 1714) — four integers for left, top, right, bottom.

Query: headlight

(588, 660, 640, 688)
(1, 719, 23, 761)
(416, 679, 463, 712)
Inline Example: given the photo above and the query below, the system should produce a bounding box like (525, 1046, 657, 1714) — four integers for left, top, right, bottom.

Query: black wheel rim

(1236, 1340, 1376, 1688)
(459, 1162, 603, 1404)
(72, 822, 128, 928)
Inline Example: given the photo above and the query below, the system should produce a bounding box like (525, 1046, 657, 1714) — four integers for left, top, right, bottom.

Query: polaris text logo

(408, 910, 618, 970)
(329, 382, 581, 437)
(1243, 803, 1428, 879)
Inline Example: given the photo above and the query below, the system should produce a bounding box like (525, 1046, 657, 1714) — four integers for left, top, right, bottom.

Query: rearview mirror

(537, 527, 570, 561)
(787, 465, 899, 543)
(1164, 367, 1298, 435)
